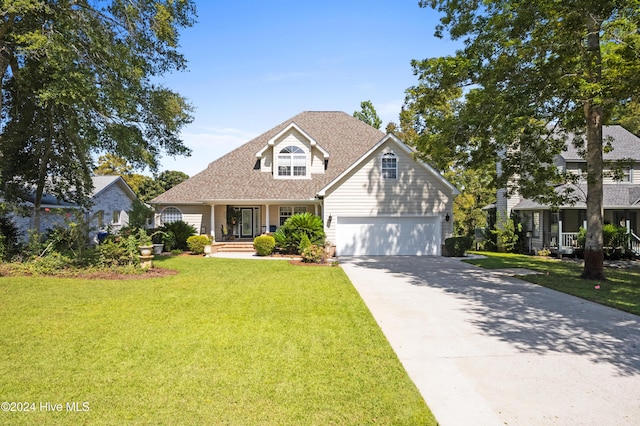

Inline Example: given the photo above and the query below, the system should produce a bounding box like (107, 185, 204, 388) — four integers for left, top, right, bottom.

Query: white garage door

(336, 216, 441, 256)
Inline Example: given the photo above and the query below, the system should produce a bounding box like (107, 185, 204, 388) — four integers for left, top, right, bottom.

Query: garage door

(336, 216, 441, 256)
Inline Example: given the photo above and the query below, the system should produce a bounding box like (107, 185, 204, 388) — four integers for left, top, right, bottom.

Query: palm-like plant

(273, 212, 325, 254)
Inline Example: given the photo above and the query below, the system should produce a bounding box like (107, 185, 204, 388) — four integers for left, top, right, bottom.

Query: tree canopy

(0, 0, 196, 229)
(408, 0, 640, 279)
(353, 100, 382, 130)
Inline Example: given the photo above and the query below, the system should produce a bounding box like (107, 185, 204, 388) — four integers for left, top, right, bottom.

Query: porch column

(627, 220, 631, 250)
(210, 204, 215, 240)
(265, 204, 270, 233)
(558, 220, 563, 252)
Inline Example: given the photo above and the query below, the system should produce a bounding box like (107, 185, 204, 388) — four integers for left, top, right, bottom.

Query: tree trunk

(582, 103, 605, 280)
(33, 105, 54, 234)
(581, 13, 605, 280)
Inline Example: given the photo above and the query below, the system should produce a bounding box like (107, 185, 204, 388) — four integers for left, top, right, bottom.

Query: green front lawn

(464, 252, 640, 315)
(0, 256, 434, 425)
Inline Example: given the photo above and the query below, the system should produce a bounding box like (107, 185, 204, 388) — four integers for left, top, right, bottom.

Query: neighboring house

(150, 111, 459, 256)
(11, 175, 138, 242)
(497, 125, 640, 255)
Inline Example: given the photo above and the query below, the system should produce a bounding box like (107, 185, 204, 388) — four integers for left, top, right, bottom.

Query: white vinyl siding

(272, 129, 311, 179)
(323, 142, 454, 247)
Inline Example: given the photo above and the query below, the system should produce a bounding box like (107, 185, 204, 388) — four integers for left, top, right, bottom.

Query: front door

(241, 208, 253, 238)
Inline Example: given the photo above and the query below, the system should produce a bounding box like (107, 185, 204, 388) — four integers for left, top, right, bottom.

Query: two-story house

(497, 125, 640, 255)
(150, 111, 459, 256)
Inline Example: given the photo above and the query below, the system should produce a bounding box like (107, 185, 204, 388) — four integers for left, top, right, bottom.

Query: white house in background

(11, 175, 138, 242)
(150, 111, 459, 256)
(497, 125, 640, 255)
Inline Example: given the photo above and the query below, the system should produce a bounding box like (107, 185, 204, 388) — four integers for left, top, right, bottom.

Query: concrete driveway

(340, 256, 640, 426)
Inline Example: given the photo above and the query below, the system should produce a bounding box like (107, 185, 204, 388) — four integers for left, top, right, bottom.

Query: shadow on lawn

(344, 256, 640, 377)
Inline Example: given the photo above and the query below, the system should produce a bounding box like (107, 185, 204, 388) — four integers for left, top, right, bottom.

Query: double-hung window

(278, 146, 306, 177)
(381, 152, 397, 179)
(279, 206, 307, 226)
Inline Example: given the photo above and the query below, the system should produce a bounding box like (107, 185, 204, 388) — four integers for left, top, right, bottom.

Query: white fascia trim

(317, 133, 459, 197)
(198, 199, 322, 205)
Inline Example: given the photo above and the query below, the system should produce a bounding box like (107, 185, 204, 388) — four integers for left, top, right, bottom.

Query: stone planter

(138, 245, 154, 269)
(203, 244, 213, 256)
(153, 243, 164, 255)
(138, 245, 153, 257)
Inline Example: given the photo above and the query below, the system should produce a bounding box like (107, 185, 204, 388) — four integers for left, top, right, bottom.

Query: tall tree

(408, 1, 640, 280)
(353, 100, 382, 129)
(0, 1, 196, 230)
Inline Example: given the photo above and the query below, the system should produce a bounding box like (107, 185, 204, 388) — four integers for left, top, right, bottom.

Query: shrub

(492, 217, 520, 253)
(161, 221, 196, 250)
(187, 235, 211, 255)
(0, 234, 6, 261)
(0, 213, 19, 261)
(301, 244, 326, 263)
(42, 212, 93, 265)
(162, 231, 177, 251)
(253, 235, 275, 256)
(274, 213, 325, 254)
(444, 236, 473, 257)
(97, 239, 132, 267)
(298, 233, 311, 253)
(28, 252, 74, 275)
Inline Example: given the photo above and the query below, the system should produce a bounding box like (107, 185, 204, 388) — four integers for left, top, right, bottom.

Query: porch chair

(220, 224, 230, 242)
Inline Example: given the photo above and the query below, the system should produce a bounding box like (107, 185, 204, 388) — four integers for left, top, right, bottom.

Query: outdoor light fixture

(445, 213, 450, 222)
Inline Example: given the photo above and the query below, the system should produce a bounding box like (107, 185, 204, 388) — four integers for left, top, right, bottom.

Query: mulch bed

(0, 264, 178, 280)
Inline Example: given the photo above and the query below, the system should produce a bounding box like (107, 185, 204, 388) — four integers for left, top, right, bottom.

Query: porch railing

(560, 232, 580, 249)
(630, 231, 640, 255)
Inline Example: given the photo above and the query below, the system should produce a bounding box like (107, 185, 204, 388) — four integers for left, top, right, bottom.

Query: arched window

(161, 206, 183, 224)
(277, 146, 306, 177)
(381, 152, 397, 179)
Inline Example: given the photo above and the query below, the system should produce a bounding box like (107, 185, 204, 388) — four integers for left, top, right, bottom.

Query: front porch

(528, 209, 640, 256)
(202, 203, 323, 243)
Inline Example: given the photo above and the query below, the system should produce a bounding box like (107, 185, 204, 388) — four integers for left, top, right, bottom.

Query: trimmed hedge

(187, 235, 211, 255)
(253, 235, 275, 256)
(444, 236, 473, 257)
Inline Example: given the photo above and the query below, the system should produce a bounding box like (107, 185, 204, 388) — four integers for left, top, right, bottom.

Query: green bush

(97, 239, 132, 267)
(301, 244, 326, 263)
(578, 225, 631, 259)
(253, 235, 275, 256)
(0, 213, 19, 261)
(273, 213, 325, 254)
(161, 221, 196, 250)
(28, 252, 74, 275)
(187, 235, 211, 255)
(444, 236, 473, 257)
(298, 233, 312, 253)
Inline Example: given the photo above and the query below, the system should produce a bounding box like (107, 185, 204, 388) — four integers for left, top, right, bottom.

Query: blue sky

(157, 1, 459, 176)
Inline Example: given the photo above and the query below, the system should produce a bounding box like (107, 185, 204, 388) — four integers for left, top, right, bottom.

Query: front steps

(212, 242, 255, 253)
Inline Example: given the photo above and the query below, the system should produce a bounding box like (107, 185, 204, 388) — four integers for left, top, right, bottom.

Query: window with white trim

(381, 152, 397, 179)
(279, 206, 307, 226)
(112, 210, 121, 224)
(277, 146, 306, 177)
(160, 206, 183, 224)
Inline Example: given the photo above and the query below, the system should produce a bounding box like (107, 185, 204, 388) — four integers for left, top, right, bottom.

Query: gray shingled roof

(562, 125, 640, 161)
(514, 184, 640, 210)
(151, 111, 386, 204)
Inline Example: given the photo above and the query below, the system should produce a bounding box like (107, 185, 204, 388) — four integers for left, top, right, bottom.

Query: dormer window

(381, 152, 397, 179)
(278, 146, 306, 177)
